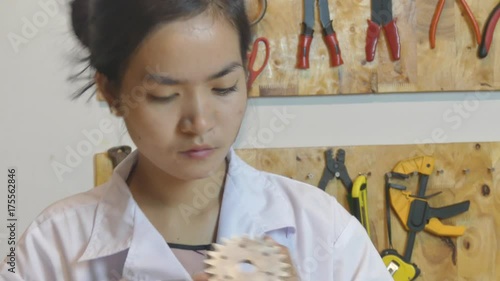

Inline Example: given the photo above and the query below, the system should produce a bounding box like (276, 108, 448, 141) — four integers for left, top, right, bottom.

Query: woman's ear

(95, 72, 123, 116)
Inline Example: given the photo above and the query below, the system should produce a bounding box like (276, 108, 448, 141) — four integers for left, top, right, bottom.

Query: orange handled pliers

(430, 0, 481, 49)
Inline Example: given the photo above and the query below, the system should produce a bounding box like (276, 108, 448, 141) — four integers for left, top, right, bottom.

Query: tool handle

(297, 34, 313, 69)
(352, 176, 370, 235)
(403, 231, 417, 262)
(417, 174, 429, 197)
(351, 197, 361, 222)
(317, 167, 332, 191)
(430, 0, 446, 49)
(248, 38, 270, 73)
(459, 0, 482, 45)
(385, 176, 394, 248)
(383, 19, 401, 61)
(323, 33, 344, 67)
(479, 3, 500, 58)
(365, 19, 381, 62)
(247, 37, 270, 89)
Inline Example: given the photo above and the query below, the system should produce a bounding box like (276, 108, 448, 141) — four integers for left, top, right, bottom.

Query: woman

(0, 0, 391, 280)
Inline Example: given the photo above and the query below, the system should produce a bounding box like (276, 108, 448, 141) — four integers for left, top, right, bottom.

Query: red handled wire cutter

(297, 0, 343, 69)
(365, 0, 401, 62)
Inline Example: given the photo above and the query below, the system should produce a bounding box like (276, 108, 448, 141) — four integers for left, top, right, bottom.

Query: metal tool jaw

(317, 148, 353, 192)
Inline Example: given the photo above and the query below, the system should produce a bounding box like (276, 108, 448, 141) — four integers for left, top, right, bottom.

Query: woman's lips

(181, 148, 216, 159)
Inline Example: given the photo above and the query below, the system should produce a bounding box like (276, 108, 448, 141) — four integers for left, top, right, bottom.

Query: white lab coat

(0, 148, 392, 281)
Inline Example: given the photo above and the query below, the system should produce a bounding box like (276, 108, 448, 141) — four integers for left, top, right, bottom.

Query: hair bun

(70, 0, 91, 48)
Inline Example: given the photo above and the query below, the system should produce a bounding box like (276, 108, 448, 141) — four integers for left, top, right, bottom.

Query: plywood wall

(247, 0, 500, 96)
(93, 142, 500, 279)
(235, 142, 500, 280)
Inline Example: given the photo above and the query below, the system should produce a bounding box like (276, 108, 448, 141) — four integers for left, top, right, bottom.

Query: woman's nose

(178, 95, 214, 136)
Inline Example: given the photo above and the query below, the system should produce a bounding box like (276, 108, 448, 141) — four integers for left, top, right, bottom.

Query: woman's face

(114, 12, 248, 180)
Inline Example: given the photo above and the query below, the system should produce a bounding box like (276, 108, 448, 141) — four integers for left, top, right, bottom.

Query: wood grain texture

(93, 152, 114, 187)
(235, 142, 500, 280)
(92, 142, 500, 279)
(246, 0, 500, 96)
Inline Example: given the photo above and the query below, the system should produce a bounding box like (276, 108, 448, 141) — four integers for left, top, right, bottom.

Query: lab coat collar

(77, 149, 138, 262)
(78, 146, 296, 263)
(217, 147, 297, 240)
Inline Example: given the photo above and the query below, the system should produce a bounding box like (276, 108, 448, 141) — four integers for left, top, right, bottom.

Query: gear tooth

(212, 243, 225, 251)
(204, 259, 218, 266)
(279, 261, 291, 268)
(276, 253, 288, 260)
(204, 267, 217, 275)
(263, 238, 275, 247)
(276, 271, 291, 278)
(206, 250, 218, 257)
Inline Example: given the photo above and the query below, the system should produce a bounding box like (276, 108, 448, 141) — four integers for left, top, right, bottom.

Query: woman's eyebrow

(207, 62, 243, 81)
(145, 73, 181, 85)
(145, 62, 243, 85)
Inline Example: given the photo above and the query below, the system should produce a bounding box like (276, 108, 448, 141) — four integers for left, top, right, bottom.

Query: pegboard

(93, 142, 500, 279)
(236, 142, 500, 280)
(246, 0, 500, 96)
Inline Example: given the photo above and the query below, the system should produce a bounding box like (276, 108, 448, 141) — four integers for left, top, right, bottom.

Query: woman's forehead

(125, 13, 243, 83)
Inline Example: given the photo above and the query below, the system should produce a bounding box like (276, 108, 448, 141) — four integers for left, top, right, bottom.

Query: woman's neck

(126, 153, 228, 244)
(127, 153, 228, 213)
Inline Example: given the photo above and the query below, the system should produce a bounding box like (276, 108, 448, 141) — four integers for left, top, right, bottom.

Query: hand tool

(478, 2, 500, 58)
(94, 145, 132, 187)
(381, 156, 470, 280)
(430, 0, 481, 49)
(318, 149, 371, 233)
(365, 0, 401, 62)
(317, 148, 352, 193)
(297, 0, 343, 69)
(382, 177, 421, 281)
(107, 145, 132, 168)
(247, 37, 270, 90)
(246, 0, 268, 26)
(351, 175, 371, 236)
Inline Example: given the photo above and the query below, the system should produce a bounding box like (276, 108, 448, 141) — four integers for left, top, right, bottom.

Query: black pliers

(317, 148, 352, 193)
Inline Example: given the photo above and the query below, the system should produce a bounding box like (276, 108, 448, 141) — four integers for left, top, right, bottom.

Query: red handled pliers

(297, 0, 343, 69)
(478, 3, 500, 58)
(365, 0, 401, 62)
(430, 0, 481, 49)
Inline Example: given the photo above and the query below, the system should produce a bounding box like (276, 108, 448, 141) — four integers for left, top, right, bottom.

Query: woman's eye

(147, 93, 178, 103)
(213, 84, 238, 96)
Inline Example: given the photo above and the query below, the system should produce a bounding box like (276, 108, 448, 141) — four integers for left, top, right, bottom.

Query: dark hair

(69, 0, 252, 100)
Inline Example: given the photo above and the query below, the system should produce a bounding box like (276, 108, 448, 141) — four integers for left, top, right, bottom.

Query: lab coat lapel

(122, 202, 191, 281)
(216, 149, 296, 241)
